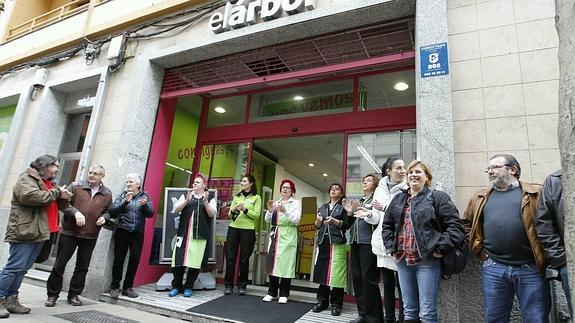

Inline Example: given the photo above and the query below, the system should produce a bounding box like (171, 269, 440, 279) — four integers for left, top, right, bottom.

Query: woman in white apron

(263, 179, 301, 304)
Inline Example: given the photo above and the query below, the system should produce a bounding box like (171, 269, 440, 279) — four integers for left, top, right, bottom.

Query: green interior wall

(0, 105, 17, 155)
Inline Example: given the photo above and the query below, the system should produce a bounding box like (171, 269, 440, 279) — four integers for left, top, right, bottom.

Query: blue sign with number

(420, 43, 449, 78)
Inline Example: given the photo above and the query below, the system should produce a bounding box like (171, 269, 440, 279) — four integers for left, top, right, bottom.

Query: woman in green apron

(263, 179, 301, 304)
(312, 183, 349, 316)
(169, 175, 216, 297)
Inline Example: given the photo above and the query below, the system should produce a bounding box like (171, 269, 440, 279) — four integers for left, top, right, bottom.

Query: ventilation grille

(162, 18, 415, 94)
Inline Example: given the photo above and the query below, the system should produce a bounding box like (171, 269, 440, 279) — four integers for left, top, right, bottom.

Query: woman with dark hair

(369, 157, 408, 323)
(312, 183, 348, 316)
(169, 174, 216, 297)
(263, 179, 301, 304)
(382, 161, 465, 323)
(224, 174, 261, 296)
(0, 155, 71, 318)
(345, 173, 383, 323)
(109, 173, 154, 299)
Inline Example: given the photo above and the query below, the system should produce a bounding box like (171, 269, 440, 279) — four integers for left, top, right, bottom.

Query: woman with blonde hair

(382, 161, 464, 323)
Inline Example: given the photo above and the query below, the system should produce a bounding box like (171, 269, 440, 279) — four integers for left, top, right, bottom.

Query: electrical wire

(0, 0, 226, 78)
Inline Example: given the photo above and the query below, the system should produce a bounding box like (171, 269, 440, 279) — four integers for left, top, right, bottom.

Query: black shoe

(224, 287, 233, 295)
(45, 296, 58, 307)
(67, 295, 82, 306)
(331, 304, 342, 316)
(238, 287, 246, 295)
(122, 288, 138, 298)
(349, 317, 367, 323)
(312, 302, 328, 313)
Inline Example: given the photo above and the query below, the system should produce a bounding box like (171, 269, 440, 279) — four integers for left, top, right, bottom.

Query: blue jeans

(482, 258, 551, 323)
(397, 257, 442, 323)
(559, 265, 573, 317)
(0, 241, 44, 298)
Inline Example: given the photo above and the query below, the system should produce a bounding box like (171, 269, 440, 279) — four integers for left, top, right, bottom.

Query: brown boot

(0, 298, 9, 318)
(4, 295, 30, 314)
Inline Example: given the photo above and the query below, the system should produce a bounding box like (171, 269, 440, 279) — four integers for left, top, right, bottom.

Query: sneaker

(238, 287, 246, 296)
(121, 288, 138, 298)
(224, 287, 233, 295)
(183, 289, 193, 297)
(262, 295, 277, 302)
(0, 299, 9, 318)
(278, 297, 288, 304)
(110, 289, 120, 299)
(4, 295, 30, 314)
(168, 289, 179, 297)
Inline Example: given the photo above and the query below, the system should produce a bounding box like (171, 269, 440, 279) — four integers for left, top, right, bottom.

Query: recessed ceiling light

(393, 82, 409, 91)
(293, 95, 304, 101)
(214, 107, 226, 113)
(308, 163, 314, 167)
(322, 173, 328, 177)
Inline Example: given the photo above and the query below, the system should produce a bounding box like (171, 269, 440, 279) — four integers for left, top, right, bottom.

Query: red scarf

(43, 179, 59, 233)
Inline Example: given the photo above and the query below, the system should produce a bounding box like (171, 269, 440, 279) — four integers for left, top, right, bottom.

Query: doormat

(53, 310, 139, 323)
(187, 294, 314, 323)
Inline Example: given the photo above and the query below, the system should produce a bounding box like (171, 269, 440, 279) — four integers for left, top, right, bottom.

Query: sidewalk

(3, 282, 192, 323)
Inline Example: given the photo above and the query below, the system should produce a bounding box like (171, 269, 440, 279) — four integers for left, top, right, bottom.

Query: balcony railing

(6, 0, 110, 41)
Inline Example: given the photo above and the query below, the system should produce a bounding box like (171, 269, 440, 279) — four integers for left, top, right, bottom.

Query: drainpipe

(75, 69, 110, 181)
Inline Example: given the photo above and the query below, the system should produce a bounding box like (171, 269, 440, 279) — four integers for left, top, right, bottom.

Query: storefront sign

(209, 0, 316, 33)
(420, 42, 449, 78)
(261, 92, 353, 117)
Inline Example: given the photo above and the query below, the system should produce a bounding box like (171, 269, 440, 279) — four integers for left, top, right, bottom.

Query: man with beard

(0, 155, 72, 319)
(463, 154, 550, 323)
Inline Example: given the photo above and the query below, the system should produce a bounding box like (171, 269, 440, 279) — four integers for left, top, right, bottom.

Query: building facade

(0, 0, 560, 321)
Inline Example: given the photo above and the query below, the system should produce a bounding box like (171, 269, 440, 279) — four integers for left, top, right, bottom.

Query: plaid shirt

(395, 196, 421, 265)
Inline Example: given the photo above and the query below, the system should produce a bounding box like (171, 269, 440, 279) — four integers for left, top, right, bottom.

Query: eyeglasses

(485, 164, 511, 173)
(50, 163, 60, 168)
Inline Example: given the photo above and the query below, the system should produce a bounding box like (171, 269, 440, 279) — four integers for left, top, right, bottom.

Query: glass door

(198, 142, 251, 275)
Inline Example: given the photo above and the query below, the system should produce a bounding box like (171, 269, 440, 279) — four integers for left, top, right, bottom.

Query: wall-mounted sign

(209, 0, 316, 34)
(420, 42, 449, 78)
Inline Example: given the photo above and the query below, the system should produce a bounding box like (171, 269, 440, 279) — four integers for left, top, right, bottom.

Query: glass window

(358, 70, 415, 111)
(345, 130, 416, 198)
(0, 104, 16, 158)
(249, 78, 354, 122)
(206, 95, 247, 127)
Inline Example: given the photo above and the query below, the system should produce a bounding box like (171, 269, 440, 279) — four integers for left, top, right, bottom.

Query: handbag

(441, 239, 469, 277)
(426, 190, 469, 278)
(102, 215, 119, 231)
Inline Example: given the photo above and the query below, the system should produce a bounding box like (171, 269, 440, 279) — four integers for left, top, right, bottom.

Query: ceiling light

(293, 95, 304, 101)
(393, 82, 409, 91)
(308, 163, 314, 167)
(214, 107, 226, 113)
(322, 173, 328, 177)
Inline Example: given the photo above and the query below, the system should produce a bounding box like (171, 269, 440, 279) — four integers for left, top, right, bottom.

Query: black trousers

(224, 227, 256, 288)
(317, 284, 344, 307)
(382, 267, 403, 321)
(268, 275, 291, 297)
(171, 266, 199, 291)
(351, 243, 383, 323)
(111, 228, 144, 290)
(46, 234, 97, 298)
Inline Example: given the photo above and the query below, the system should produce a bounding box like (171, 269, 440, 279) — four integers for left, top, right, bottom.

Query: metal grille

(53, 310, 139, 323)
(162, 17, 415, 94)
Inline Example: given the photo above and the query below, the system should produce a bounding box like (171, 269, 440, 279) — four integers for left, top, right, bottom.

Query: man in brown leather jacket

(463, 154, 550, 323)
(45, 165, 113, 307)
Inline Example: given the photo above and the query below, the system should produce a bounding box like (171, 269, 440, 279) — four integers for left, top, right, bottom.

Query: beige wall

(448, 0, 559, 210)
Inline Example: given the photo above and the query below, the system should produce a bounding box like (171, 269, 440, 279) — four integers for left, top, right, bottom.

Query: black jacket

(348, 196, 377, 244)
(109, 191, 154, 233)
(535, 170, 565, 268)
(316, 202, 348, 245)
(381, 186, 465, 259)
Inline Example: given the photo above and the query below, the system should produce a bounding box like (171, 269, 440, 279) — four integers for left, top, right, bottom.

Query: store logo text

(209, 0, 316, 33)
